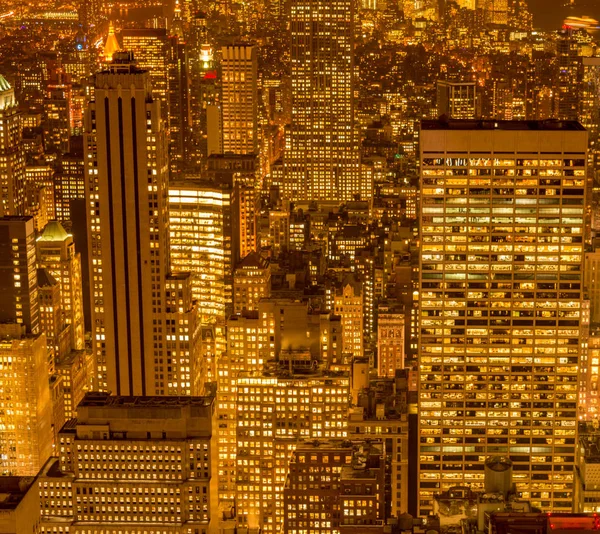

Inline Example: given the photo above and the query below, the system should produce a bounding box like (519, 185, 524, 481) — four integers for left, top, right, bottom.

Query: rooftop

(0, 477, 36, 510)
(236, 251, 269, 270)
(79, 392, 214, 408)
(38, 221, 70, 242)
(421, 119, 586, 131)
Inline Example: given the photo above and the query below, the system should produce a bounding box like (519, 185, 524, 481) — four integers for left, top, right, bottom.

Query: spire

(104, 21, 121, 62)
(172, 0, 184, 38)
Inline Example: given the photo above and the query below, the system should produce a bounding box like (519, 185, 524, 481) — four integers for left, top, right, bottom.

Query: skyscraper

(85, 52, 200, 395)
(284, 0, 360, 201)
(0, 323, 52, 476)
(0, 75, 24, 216)
(0, 216, 39, 333)
(221, 45, 258, 156)
(437, 80, 477, 119)
(418, 119, 586, 514)
(36, 221, 85, 352)
(168, 176, 236, 323)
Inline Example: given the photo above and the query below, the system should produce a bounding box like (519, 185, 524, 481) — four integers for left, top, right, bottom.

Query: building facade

(85, 53, 200, 395)
(38, 393, 219, 534)
(419, 119, 586, 514)
(284, 0, 360, 201)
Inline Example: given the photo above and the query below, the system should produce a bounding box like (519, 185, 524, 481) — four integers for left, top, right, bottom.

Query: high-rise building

(168, 177, 236, 322)
(284, 0, 360, 201)
(37, 221, 85, 352)
(0, 216, 39, 333)
(584, 246, 600, 325)
(0, 323, 52, 476)
(54, 151, 85, 223)
(43, 76, 72, 154)
(207, 153, 260, 260)
(221, 45, 258, 155)
(167, 34, 190, 176)
(218, 300, 344, 507)
(580, 58, 600, 180)
(418, 119, 587, 514)
(23, 164, 55, 230)
(334, 281, 364, 358)
(120, 28, 190, 177)
(39, 392, 219, 534)
(236, 361, 350, 533)
(557, 29, 583, 121)
(437, 81, 477, 119)
(377, 304, 406, 377)
(120, 29, 168, 106)
(218, 311, 262, 503)
(55, 348, 94, 420)
(0, 75, 24, 216)
(37, 268, 70, 371)
(85, 52, 200, 395)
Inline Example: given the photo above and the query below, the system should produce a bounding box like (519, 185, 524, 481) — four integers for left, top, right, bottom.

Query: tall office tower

(334, 281, 364, 358)
(168, 177, 237, 322)
(236, 359, 350, 534)
(219, 300, 344, 506)
(0, 75, 24, 216)
(584, 331, 600, 418)
(221, 45, 258, 156)
(557, 30, 583, 121)
(284, 0, 360, 201)
(580, 58, 600, 179)
(24, 164, 55, 229)
(43, 76, 72, 154)
(0, 216, 39, 333)
(437, 81, 477, 119)
(207, 153, 260, 259)
(120, 29, 168, 106)
(419, 120, 587, 514)
(85, 53, 200, 395)
(121, 28, 188, 176)
(585, 246, 600, 325)
(39, 393, 219, 533)
(0, 323, 52, 476)
(377, 305, 406, 377)
(219, 311, 262, 503)
(55, 348, 94, 420)
(233, 252, 271, 314)
(167, 34, 190, 176)
(165, 272, 205, 396)
(54, 151, 85, 223)
(38, 268, 70, 371)
(37, 221, 85, 352)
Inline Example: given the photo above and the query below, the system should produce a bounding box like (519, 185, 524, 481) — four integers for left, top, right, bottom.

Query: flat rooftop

(0, 477, 36, 509)
(79, 392, 213, 408)
(421, 119, 586, 131)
